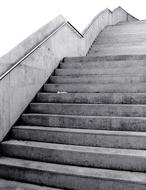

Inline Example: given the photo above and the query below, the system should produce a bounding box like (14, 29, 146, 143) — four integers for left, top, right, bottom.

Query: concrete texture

(0, 157, 146, 190)
(43, 83, 146, 93)
(36, 92, 146, 104)
(55, 67, 146, 75)
(64, 54, 146, 62)
(0, 179, 60, 190)
(12, 126, 146, 149)
(88, 21, 146, 56)
(60, 60, 146, 68)
(1, 7, 146, 190)
(29, 103, 146, 117)
(20, 114, 146, 132)
(50, 75, 146, 84)
(0, 7, 135, 142)
(2, 140, 146, 172)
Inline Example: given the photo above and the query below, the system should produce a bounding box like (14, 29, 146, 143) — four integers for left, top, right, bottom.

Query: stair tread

(12, 126, 146, 150)
(0, 156, 146, 184)
(63, 54, 146, 62)
(38, 92, 146, 94)
(31, 102, 146, 107)
(51, 74, 146, 77)
(22, 113, 146, 119)
(43, 83, 146, 93)
(44, 83, 146, 86)
(30, 102, 146, 116)
(34, 92, 146, 104)
(0, 178, 60, 190)
(55, 67, 146, 73)
(3, 140, 146, 156)
(50, 75, 146, 84)
(13, 126, 146, 137)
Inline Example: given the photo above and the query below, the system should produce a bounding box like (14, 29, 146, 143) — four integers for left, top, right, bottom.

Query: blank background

(0, 0, 145, 57)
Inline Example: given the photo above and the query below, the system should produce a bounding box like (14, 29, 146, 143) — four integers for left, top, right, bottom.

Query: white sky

(0, 0, 146, 57)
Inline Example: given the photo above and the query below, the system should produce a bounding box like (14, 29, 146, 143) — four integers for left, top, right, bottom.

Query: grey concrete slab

(60, 60, 146, 69)
(0, 179, 60, 190)
(50, 75, 146, 84)
(21, 114, 146, 132)
(12, 126, 146, 149)
(30, 103, 146, 117)
(0, 157, 146, 190)
(43, 83, 146, 93)
(36, 92, 146, 104)
(2, 140, 146, 172)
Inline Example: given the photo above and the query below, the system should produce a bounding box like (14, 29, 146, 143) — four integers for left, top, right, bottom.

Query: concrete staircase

(1, 20, 146, 189)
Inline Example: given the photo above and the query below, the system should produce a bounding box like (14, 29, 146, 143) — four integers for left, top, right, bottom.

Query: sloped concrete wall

(0, 7, 138, 141)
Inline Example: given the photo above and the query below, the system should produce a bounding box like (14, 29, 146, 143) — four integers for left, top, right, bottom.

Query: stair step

(0, 157, 146, 190)
(92, 42, 146, 49)
(99, 32, 146, 38)
(87, 48, 146, 56)
(88, 44, 146, 54)
(2, 140, 146, 172)
(63, 54, 146, 62)
(12, 126, 146, 149)
(60, 60, 146, 69)
(116, 20, 146, 26)
(94, 36, 146, 45)
(50, 75, 146, 84)
(96, 39, 146, 45)
(103, 24, 146, 32)
(0, 178, 60, 190)
(20, 114, 146, 132)
(36, 92, 146, 104)
(55, 67, 146, 76)
(91, 44, 146, 52)
(30, 103, 146, 117)
(43, 83, 146, 93)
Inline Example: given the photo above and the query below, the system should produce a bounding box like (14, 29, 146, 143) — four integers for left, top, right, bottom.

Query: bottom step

(0, 178, 61, 190)
(0, 157, 146, 190)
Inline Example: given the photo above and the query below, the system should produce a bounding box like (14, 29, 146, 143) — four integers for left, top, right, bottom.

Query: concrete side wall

(83, 9, 111, 53)
(111, 7, 128, 24)
(128, 14, 139, 22)
(0, 7, 137, 141)
(0, 15, 67, 76)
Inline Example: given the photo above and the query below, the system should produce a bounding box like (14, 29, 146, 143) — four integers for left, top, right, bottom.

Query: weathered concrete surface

(12, 126, 146, 150)
(21, 114, 146, 132)
(0, 179, 59, 190)
(0, 157, 146, 190)
(44, 83, 146, 93)
(60, 60, 146, 68)
(1, 15, 146, 189)
(50, 75, 146, 84)
(64, 54, 146, 62)
(0, 24, 84, 142)
(2, 140, 146, 172)
(29, 103, 146, 117)
(88, 20, 146, 56)
(55, 67, 146, 75)
(36, 92, 146, 104)
(0, 7, 136, 142)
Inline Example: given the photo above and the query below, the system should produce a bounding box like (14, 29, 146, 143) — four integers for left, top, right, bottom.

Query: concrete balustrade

(0, 7, 137, 141)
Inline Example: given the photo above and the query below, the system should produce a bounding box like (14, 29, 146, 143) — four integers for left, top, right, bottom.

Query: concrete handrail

(0, 7, 138, 142)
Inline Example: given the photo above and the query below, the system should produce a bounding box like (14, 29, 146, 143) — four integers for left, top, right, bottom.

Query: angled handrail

(0, 7, 138, 81)
(0, 21, 83, 81)
(67, 22, 84, 37)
